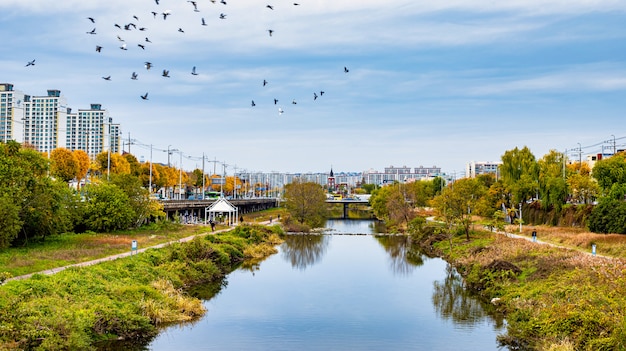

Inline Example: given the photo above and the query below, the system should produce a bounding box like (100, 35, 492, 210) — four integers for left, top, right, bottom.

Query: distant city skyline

(2, 1, 625, 173)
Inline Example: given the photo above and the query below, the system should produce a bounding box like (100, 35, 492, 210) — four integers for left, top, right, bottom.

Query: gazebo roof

(206, 197, 237, 212)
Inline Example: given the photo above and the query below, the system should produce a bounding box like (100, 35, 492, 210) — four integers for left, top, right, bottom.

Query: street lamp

(577, 142, 582, 173)
(611, 134, 616, 155)
(178, 150, 183, 200)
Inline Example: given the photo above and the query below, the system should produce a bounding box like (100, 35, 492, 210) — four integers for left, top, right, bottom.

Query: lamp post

(577, 142, 582, 173)
(149, 144, 153, 194)
(178, 151, 183, 200)
(167, 145, 172, 167)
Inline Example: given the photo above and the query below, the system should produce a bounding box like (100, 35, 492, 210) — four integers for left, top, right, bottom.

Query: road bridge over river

(325, 198, 370, 218)
(161, 198, 278, 221)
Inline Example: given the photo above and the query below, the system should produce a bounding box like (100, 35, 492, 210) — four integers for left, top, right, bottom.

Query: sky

(2, 0, 626, 175)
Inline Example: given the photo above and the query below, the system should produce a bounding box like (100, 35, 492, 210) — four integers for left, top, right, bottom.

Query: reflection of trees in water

(432, 265, 505, 329)
(281, 235, 330, 270)
(375, 236, 425, 276)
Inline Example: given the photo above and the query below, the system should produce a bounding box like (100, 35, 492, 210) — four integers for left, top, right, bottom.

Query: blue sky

(2, 0, 625, 174)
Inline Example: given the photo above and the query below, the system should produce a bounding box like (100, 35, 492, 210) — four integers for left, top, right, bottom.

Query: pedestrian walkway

(5, 220, 276, 283)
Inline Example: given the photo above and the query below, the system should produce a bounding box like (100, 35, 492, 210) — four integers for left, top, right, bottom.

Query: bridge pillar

(343, 203, 348, 219)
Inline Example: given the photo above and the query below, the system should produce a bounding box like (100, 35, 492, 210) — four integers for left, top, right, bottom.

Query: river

(146, 219, 506, 350)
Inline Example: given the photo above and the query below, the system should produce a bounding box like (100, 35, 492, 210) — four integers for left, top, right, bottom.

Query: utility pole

(519, 202, 522, 233)
(612, 134, 616, 155)
(149, 144, 153, 194)
(577, 143, 582, 173)
(202, 153, 206, 199)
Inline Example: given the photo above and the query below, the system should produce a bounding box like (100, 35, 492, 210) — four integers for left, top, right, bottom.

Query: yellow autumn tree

(73, 150, 90, 184)
(50, 148, 78, 182)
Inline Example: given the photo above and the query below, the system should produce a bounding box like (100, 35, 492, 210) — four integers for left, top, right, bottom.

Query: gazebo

(205, 197, 239, 226)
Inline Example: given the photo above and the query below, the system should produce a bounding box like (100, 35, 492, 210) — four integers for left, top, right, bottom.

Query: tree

(110, 174, 164, 227)
(567, 173, 599, 204)
(95, 152, 131, 176)
(123, 153, 142, 176)
(432, 178, 486, 241)
(283, 179, 327, 226)
(50, 148, 78, 182)
(592, 151, 626, 194)
(537, 149, 568, 210)
(73, 150, 90, 186)
(82, 183, 136, 231)
(500, 146, 538, 205)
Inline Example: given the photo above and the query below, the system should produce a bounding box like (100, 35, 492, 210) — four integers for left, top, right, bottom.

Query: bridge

(161, 198, 279, 222)
(325, 198, 370, 218)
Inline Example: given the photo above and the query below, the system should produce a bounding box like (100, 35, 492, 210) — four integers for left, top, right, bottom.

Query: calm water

(147, 220, 505, 350)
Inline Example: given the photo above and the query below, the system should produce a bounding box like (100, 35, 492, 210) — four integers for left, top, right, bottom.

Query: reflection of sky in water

(149, 220, 504, 351)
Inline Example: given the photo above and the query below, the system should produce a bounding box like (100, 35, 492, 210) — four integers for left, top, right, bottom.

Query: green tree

(500, 146, 539, 205)
(432, 178, 486, 241)
(592, 151, 626, 194)
(82, 183, 136, 231)
(0, 193, 22, 249)
(283, 179, 327, 226)
(110, 174, 164, 227)
(123, 153, 142, 176)
(537, 149, 568, 210)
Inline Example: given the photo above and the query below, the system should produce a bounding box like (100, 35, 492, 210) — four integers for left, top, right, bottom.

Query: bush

(588, 199, 626, 234)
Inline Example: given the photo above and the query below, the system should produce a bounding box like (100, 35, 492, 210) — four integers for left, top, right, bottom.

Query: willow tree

(537, 149, 568, 210)
(283, 179, 327, 226)
(500, 146, 539, 205)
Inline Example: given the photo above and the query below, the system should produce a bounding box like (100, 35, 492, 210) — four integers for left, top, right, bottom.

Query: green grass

(0, 224, 284, 350)
(423, 227, 626, 350)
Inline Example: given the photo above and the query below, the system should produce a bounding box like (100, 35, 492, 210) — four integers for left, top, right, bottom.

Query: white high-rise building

(466, 161, 502, 178)
(23, 89, 70, 154)
(67, 104, 116, 158)
(0, 83, 26, 143)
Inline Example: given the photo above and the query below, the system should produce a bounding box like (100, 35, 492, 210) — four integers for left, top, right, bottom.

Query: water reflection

(432, 264, 505, 329)
(281, 234, 330, 270)
(375, 235, 425, 276)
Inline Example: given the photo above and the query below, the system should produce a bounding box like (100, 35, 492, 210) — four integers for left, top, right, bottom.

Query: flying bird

(152, 11, 158, 18)
(251, 100, 256, 107)
(139, 27, 147, 31)
(131, 72, 138, 80)
(320, 91, 325, 96)
(178, 28, 185, 33)
(219, 13, 227, 19)
(266, 5, 274, 10)
(133, 15, 139, 21)
(294, 2, 300, 5)
(102, 76, 111, 81)
(119, 43, 127, 50)
(162, 11, 171, 20)
(268, 29, 274, 36)
(162, 69, 170, 77)
(314, 92, 318, 100)
(154, 0, 160, 4)
(221, 0, 227, 4)
(201, 17, 207, 26)
(263, 79, 268, 86)
(145, 37, 152, 43)
(145, 62, 152, 70)
(95, 45, 102, 52)
(191, 66, 198, 75)
(87, 17, 95, 23)
(137, 44, 145, 50)
(117, 35, 125, 42)
(86, 28, 96, 34)
(278, 108, 284, 115)
(141, 92, 149, 100)
(114, 23, 122, 29)
(188, 1, 199, 11)
(25, 59, 35, 67)
(274, 98, 278, 105)
(292, 99, 297, 105)
(344, 66, 349, 73)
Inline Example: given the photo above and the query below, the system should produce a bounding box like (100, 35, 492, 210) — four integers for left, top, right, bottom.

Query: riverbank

(0, 224, 284, 350)
(415, 227, 626, 350)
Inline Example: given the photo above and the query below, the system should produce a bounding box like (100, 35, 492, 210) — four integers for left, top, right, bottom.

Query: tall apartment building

(466, 161, 502, 178)
(66, 104, 119, 158)
(0, 83, 26, 143)
(3, 84, 122, 158)
(22, 89, 71, 154)
(364, 165, 442, 184)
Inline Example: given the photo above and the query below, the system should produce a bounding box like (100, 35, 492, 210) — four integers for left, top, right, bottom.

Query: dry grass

(505, 224, 626, 259)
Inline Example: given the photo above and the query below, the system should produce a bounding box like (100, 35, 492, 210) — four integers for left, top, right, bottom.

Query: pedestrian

(209, 219, 215, 232)
(240, 216, 244, 223)
(277, 214, 281, 221)
(269, 216, 272, 223)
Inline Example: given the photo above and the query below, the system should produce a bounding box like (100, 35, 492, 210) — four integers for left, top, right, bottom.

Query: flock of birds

(25, 0, 350, 116)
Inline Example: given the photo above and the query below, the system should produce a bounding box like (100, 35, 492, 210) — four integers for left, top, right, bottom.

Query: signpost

(131, 240, 138, 256)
